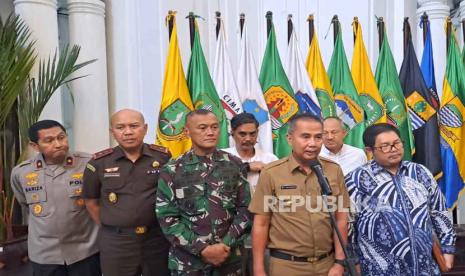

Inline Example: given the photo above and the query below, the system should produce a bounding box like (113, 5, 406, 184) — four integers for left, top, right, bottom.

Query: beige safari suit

(10, 152, 98, 265)
(249, 155, 350, 276)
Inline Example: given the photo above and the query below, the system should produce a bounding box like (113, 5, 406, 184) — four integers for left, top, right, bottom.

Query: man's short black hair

(185, 109, 216, 124)
(230, 113, 259, 130)
(28, 120, 66, 143)
(363, 123, 401, 148)
(287, 114, 322, 134)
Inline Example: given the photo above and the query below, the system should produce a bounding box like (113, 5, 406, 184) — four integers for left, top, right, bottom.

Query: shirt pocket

(176, 184, 206, 216)
(219, 178, 239, 209)
(67, 185, 85, 211)
(274, 184, 305, 213)
(25, 189, 50, 217)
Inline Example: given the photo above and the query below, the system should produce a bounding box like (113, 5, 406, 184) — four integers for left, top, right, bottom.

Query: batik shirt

(345, 160, 455, 276)
(156, 149, 251, 272)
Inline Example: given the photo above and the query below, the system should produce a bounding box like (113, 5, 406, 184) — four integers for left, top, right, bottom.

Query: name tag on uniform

(176, 188, 184, 199)
(147, 169, 159, 175)
(104, 172, 120, 178)
(280, 184, 297, 190)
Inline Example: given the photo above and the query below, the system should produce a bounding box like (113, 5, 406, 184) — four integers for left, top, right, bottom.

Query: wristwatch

(243, 162, 251, 172)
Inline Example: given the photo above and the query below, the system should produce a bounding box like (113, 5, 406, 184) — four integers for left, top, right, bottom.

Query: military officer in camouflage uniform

(11, 120, 100, 276)
(82, 109, 171, 276)
(156, 109, 252, 276)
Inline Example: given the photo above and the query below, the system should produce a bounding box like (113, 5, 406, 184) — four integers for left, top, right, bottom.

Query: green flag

(187, 20, 229, 148)
(327, 25, 365, 149)
(259, 25, 299, 158)
(374, 32, 414, 160)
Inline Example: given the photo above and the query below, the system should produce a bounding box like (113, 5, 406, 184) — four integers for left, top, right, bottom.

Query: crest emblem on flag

(334, 94, 364, 129)
(382, 91, 407, 125)
(159, 100, 190, 138)
(243, 99, 269, 125)
(315, 89, 336, 116)
(359, 94, 384, 125)
(194, 94, 225, 121)
(440, 102, 463, 128)
(264, 86, 299, 130)
(405, 91, 436, 130)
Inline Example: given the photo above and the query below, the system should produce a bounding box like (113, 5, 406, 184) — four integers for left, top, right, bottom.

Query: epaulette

(18, 160, 32, 168)
(149, 144, 170, 155)
(92, 148, 114, 160)
(319, 156, 339, 166)
(262, 157, 287, 171)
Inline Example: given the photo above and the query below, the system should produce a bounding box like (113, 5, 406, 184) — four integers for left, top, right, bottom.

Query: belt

(102, 224, 152, 235)
(270, 249, 334, 263)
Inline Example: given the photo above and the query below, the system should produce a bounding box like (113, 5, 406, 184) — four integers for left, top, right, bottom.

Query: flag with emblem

(156, 13, 194, 158)
(438, 29, 465, 208)
(305, 26, 336, 118)
(286, 23, 320, 116)
(399, 18, 441, 177)
(374, 30, 414, 160)
(259, 24, 299, 158)
(237, 21, 273, 153)
(351, 18, 386, 126)
(212, 21, 243, 123)
(420, 19, 440, 109)
(327, 23, 365, 149)
(187, 18, 229, 148)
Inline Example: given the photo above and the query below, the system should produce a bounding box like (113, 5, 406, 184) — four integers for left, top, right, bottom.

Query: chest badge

(104, 167, 119, 173)
(108, 192, 118, 203)
(152, 161, 160, 168)
(32, 204, 42, 215)
(25, 172, 39, 186)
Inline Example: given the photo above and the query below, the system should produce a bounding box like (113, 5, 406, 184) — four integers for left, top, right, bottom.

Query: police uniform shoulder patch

(149, 144, 170, 155)
(92, 148, 114, 160)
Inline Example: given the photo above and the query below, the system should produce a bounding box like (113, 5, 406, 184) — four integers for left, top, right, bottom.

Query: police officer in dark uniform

(82, 109, 171, 276)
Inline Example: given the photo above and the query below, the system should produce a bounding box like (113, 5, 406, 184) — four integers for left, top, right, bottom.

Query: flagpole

(239, 13, 245, 37)
(307, 14, 314, 47)
(215, 11, 221, 40)
(446, 17, 451, 53)
(288, 14, 293, 44)
(332, 15, 339, 46)
(376, 17, 385, 52)
(167, 11, 174, 41)
(266, 11, 272, 37)
(188, 12, 195, 49)
(403, 17, 410, 58)
(421, 12, 428, 44)
(462, 18, 465, 45)
(353, 17, 359, 44)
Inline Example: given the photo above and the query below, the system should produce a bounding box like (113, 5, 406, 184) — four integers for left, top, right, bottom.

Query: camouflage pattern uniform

(156, 149, 251, 276)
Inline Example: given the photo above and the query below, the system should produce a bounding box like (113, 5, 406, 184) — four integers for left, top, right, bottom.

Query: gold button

(108, 192, 117, 203)
(152, 161, 160, 168)
(32, 204, 42, 215)
(31, 194, 39, 201)
(135, 226, 146, 234)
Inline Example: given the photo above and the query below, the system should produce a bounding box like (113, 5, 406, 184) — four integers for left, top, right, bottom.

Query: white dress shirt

(319, 144, 367, 176)
(223, 147, 278, 195)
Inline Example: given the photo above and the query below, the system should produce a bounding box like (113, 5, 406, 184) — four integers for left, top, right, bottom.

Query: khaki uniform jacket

(10, 152, 98, 265)
(249, 155, 350, 257)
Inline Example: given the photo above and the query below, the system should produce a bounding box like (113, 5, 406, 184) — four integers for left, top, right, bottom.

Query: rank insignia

(32, 204, 42, 215)
(152, 161, 160, 168)
(36, 160, 43, 169)
(86, 163, 96, 172)
(71, 173, 83, 179)
(108, 192, 118, 203)
(66, 157, 74, 166)
(135, 226, 146, 234)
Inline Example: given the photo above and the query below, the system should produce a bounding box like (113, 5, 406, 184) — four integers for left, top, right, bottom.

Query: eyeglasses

(372, 140, 403, 153)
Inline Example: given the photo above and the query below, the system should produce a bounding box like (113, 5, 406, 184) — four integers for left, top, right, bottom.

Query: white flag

(286, 28, 321, 116)
(213, 22, 243, 120)
(237, 23, 273, 153)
